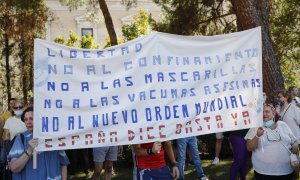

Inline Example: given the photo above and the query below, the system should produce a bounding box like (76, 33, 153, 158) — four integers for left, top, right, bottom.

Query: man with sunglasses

(245, 104, 298, 180)
(3, 99, 27, 140)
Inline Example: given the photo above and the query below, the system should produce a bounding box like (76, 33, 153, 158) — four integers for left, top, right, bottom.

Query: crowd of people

(0, 86, 300, 180)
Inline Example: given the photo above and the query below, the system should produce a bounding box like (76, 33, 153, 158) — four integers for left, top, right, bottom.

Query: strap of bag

(281, 103, 291, 121)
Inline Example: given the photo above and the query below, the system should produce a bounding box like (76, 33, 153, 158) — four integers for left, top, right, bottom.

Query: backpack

(0, 133, 25, 180)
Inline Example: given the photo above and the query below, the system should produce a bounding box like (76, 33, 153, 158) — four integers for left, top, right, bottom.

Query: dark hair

(29, 97, 34, 103)
(9, 98, 16, 101)
(263, 103, 280, 122)
(277, 89, 292, 103)
(288, 86, 296, 92)
(263, 103, 275, 111)
(21, 107, 33, 122)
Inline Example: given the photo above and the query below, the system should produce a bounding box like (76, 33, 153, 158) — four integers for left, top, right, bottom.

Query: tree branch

(198, 12, 235, 25)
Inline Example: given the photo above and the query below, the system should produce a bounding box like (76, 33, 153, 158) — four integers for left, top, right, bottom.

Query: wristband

(147, 148, 154, 155)
(24, 150, 32, 157)
(170, 162, 179, 168)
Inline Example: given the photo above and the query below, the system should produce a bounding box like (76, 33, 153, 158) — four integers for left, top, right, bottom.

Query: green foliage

(0, 0, 48, 104)
(54, 31, 100, 49)
(122, 8, 150, 41)
(59, 0, 102, 23)
(270, 0, 300, 87)
(54, 36, 65, 45)
(104, 36, 124, 48)
(80, 33, 100, 49)
(59, 0, 86, 11)
(121, 0, 138, 10)
(66, 30, 81, 47)
(151, 0, 236, 35)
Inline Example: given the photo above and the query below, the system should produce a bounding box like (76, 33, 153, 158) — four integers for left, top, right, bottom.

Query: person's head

(288, 86, 299, 97)
(21, 107, 33, 132)
(277, 90, 292, 104)
(13, 99, 24, 117)
(263, 104, 275, 128)
(8, 98, 16, 111)
(263, 104, 275, 122)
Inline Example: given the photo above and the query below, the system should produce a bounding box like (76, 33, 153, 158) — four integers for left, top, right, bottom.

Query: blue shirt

(8, 131, 70, 180)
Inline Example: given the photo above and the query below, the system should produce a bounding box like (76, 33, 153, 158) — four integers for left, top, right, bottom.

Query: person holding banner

(133, 141, 179, 180)
(8, 107, 70, 180)
(245, 103, 298, 179)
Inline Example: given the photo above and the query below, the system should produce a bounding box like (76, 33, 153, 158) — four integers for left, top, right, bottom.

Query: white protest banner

(34, 27, 262, 151)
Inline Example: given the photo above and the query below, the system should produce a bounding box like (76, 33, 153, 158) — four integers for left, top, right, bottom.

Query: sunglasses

(266, 129, 281, 142)
(14, 106, 23, 109)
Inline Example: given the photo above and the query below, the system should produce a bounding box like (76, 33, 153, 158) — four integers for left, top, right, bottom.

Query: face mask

(263, 118, 274, 128)
(277, 100, 284, 107)
(14, 110, 23, 116)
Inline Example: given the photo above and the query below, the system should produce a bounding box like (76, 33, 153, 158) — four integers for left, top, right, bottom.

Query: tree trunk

(4, 33, 12, 107)
(19, 42, 28, 103)
(98, 0, 118, 46)
(29, 53, 34, 93)
(231, 0, 285, 103)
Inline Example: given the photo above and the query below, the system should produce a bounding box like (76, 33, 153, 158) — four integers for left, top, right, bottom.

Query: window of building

(81, 28, 93, 37)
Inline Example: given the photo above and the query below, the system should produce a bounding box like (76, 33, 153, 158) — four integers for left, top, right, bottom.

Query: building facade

(45, 0, 161, 47)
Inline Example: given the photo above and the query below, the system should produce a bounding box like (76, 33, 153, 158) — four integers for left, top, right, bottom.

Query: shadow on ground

(70, 158, 255, 180)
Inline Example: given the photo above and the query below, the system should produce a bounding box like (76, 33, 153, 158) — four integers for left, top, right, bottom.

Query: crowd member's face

(263, 105, 274, 122)
(9, 99, 15, 111)
(277, 93, 287, 103)
(293, 88, 299, 96)
(13, 102, 23, 114)
(24, 111, 34, 132)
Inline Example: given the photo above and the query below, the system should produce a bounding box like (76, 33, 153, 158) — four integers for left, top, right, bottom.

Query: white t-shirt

(3, 116, 27, 140)
(245, 121, 296, 175)
(292, 96, 300, 105)
(280, 103, 300, 143)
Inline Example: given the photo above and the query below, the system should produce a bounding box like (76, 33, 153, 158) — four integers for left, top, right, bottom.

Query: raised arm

(246, 127, 263, 151)
(133, 142, 161, 156)
(9, 138, 38, 173)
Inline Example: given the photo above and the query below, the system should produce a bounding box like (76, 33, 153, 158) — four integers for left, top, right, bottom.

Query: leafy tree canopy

(270, 0, 300, 87)
(54, 30, 100, 49)
(122, 8, 150, 41)
(151, 0, 236, 35)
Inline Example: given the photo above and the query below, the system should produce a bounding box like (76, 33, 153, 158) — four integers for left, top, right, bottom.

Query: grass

(71, 157, 255, 180)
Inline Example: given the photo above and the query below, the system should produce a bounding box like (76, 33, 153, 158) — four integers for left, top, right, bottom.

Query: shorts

(137, 166, 172, 180)
(93, 146, 118, 163)
(216, 132, 224, 139)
